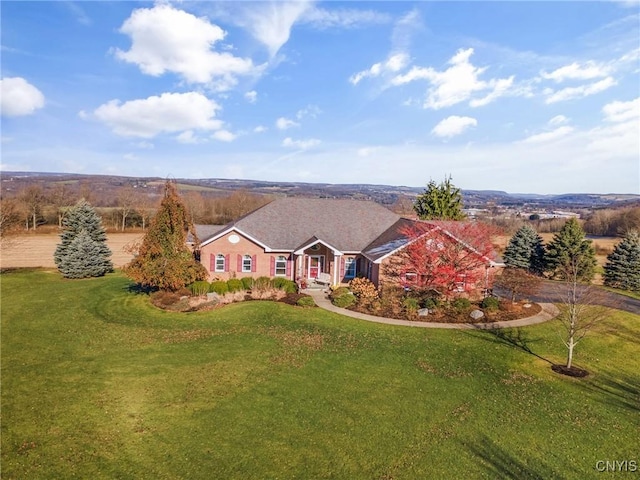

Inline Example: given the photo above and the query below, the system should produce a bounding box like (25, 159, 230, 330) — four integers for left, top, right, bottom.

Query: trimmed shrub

(227, 278, 244, 292)
(241, 277, 254, 290)
(271, 277, 298, 294)
(271, 277, 288, 289)
(403, 297, 420, 310)
(349, 277, 378, 303)
(332, 292, 356, 308)
(481, 296, 500, 311)
(331, 286, 350, 297)
(188, 281, 210, 296)
(253, 276, 271, 292)
(296, 295, 316, 307)
(424, 297, 440, 310)
(282, 280, 298, 294)
(451, 297, 471, 311)
(210, 281, 229, 295)
(150, 290, 181, 307)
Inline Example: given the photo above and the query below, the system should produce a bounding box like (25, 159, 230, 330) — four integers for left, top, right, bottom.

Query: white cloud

(540, 61, 612, 82)
(244, 90, 257, 103)
(254, 125, 267, 133)
(548, 115, 570, 126)
(469, 76, 515, 107)
(276, 117, 299, 130)
(523, 126, 574, 143)
(241, 1, 312, 57)
(602, 97, 640, 122)
(64, 1, 92, 26)
(431, 115, 478, 138)
(282, 137, 321, 149)
(114, 4, 257, 90)
(92, 92, 222, 138)
(392, 48, 516, 109)
(350, 53, 409, 85)
(357, 146, 380, 157)
(136, 141, 155, 149)
(1, 77, 45, 117)
(176, 130, 200, 144)
(544, 76, 617, 104)
(391, 9, 422, 52)
(296, 104, 322, 119)
(212, 129, 237, 142)
(300, 6, 391, 29)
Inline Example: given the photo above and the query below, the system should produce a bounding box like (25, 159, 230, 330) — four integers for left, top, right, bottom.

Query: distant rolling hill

(1, 171, 638, 208)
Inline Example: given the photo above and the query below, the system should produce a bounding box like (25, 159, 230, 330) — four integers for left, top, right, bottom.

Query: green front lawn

(2, 270, 638, 479)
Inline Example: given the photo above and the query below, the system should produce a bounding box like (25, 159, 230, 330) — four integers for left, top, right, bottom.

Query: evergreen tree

(503, 225, 545, 274)
(124, 180, 207, 291)
(413, 176, 466, 220)
(545, 218, 596, 282)
(603, 230, 640, 292)
(54, 199, 113, 278)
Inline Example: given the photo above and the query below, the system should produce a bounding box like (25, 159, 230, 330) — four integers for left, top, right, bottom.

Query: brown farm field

(0, 233, 142, 269)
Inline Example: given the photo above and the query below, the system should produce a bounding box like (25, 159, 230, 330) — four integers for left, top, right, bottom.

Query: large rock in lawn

(470, 309, 485, 320)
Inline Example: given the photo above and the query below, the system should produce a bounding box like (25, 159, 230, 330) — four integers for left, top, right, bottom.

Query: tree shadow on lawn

(125, 282, 155, 295)
(464, 326, 554, 365)
(460, 434, 571, 480)
(467, 328, 640, 415)
(574, 369, 640, 414)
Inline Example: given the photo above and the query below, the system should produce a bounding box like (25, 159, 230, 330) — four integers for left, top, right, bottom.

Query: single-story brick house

(196, 197, 501, 292)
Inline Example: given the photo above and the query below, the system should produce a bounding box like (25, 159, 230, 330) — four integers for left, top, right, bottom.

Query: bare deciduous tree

(117, 186, 137, 231)
(552, 257, 610, 374)
(494, 268, 542, 303)
(0, 197, 24, 247)
(49, 183, 75, 228)
(19, 185, 47, 231)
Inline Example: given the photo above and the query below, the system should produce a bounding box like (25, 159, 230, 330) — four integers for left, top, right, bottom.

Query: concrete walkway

(304, 289, 560, 330)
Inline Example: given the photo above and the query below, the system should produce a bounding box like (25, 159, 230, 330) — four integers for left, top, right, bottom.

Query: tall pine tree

(124, 180, 207, 291)
(54, 199, 113, 278)
(545, 218, 596, 282)
(503, 225, 545, 274)
(413, 176, 466, 220)
(603, 230, 640, 292)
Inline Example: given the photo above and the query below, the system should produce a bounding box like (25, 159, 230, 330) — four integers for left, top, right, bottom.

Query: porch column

(333, 253, 342, 286)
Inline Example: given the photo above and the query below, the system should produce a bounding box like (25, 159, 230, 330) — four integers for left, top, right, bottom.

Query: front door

(308, 255, 324, 278)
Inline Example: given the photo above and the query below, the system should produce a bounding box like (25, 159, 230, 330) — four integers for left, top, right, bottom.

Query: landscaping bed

(330, 278, 542, 323)
(150, 276, 315, 312)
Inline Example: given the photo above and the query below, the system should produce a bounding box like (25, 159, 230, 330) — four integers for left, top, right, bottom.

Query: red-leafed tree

(383, 221, 501, 299)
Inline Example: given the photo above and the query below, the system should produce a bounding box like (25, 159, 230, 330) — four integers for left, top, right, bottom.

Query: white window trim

(215, 254, 225, 273)
(242, 255, 252, 273)
(344, 257, 357, 279)
(275, 255, 287, 276)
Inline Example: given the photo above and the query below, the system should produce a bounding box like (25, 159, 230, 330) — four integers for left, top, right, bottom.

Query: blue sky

(1, 1, 639, 194)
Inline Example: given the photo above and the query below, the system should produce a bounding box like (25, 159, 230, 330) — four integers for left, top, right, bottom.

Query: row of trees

(0, 183, 270, 234)
(503, 220, 640, 291)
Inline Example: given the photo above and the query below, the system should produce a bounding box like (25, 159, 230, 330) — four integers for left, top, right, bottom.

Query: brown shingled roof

(202, 197, 401, 252)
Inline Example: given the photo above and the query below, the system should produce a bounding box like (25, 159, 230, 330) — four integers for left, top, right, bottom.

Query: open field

(0, 233, 142, 269)
(1, 270, 638, 479)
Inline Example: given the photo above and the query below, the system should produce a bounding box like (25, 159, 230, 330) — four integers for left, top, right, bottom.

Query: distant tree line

(0, 182, 271, 236)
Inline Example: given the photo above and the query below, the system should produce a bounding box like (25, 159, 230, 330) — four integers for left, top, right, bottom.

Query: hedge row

(188, 277, 298, 295)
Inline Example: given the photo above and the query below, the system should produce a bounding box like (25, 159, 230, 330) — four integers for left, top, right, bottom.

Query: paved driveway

(495, 281, 640, 315)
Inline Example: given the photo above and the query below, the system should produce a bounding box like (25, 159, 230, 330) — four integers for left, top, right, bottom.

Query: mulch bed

(551, 364, 589, 378)
(350, 301, 543, 324)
